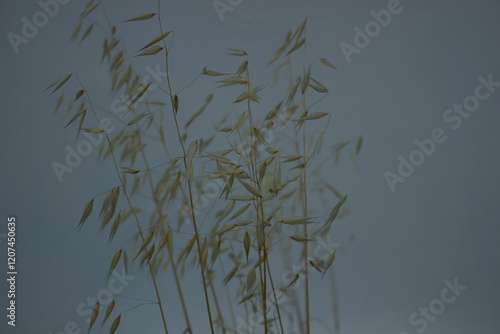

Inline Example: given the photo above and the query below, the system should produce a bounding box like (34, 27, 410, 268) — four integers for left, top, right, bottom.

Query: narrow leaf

(210, 238, 221, 266)
(80, 24, 94, 43)
(223, 264, 239, 285)
(100, 190, 114, 216)
(290, 235, 313, 242)
(109, 315, 121, 334)
(243, 231, 250, 261)
(323, 250, 336, 274)
(238, 294, 254, 305)
(238, 179, 263, 198)
(83, 126, 105, 134)
(135, 46, 163, 57)
(71, 19, 82, 41)
(309, 77, 328, 93)
(286, 37, 305, 55)
(101, 300, 115, 328)
(228, 203, 250, 221)
(265, 101, 283, 121)
(227, 48, 247, 56)
(315, 132, 324, 154)
(82, 2, 99, 17)
(127, 112, 147, 126)
(235, 60, 248, 76)
(139, 31, 170, 51)
(349, 151, 359, 170)
(75, 89, 84, 101)
(49, 73, 73, 95)
(186, 140, 198, 165)
(124, 12, 156, 22)
(78, 199, 94, 230)
(299, 112, 329, 121)
(173, 94, 179, 114)
(246, 267, 256, 292)
(45, 73, 72, 92)
(356, 136, 363, 155)
(108, 211, 121, 244)
(55, 93, 64, 113)
(326, 195, 348, 226)
(281, 216, 315, 225)
(309, 259, 324, 273)
(107, 249, 122, 280)
(121, 167, 140, 174)
(88, 300, 99, 334)
(64, 109, 85, 129)
(202, 67, 227, 76)
(135, 230, 154, 259)
(76, 110, 86, 140)
(126, 83, 151, 111)
(320, 57, 336, 69)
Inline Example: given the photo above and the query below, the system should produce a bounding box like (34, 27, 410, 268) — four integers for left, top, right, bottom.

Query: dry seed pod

(83, 127, 105, 134)
(101, 300, 115, 328)
(210, 238, 221, 267)
(223, 264, 239, 286)
(135, 230, 154, 259)
(127, 112, 147, 126)
(290, 235, 313, 242)
(107, 249, 122, 280)
(320, 57, 336, 69)
(108, 212, 121, 244)
(238, 179, 263, 198)
(243, 231, 250, 261)
(124, 12, 156, 22)
(109, 314, 121, 334)
(238, 293, 254, 305)
(78, 199, 94, 230)
(88, 300, 99, 333)
(246, 267, 256, 292)
(356, 136, 364, 155)
(139, 31, 170, 51)
(80, 24, 93, 43)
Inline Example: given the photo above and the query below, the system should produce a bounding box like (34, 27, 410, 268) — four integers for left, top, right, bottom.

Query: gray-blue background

(1, 0, 499, 333)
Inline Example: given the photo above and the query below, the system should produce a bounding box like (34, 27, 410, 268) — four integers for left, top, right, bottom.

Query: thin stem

(137, 135, 192, 332)
(157, 2, 215, 332)
(207, 269, 227, 334)
(331, 269, 340, 334)
(302, 28, 310, 334)
(244, 61, 268, 333)
(219, 261, 237, 331)
(302, 120, 310, 334)
(169, 245, 193, 332)
(76, 76, 169, 334)
(266, 260, 284, 334)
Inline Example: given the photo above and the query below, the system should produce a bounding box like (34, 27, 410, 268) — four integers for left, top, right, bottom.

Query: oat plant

(47, 1, 363, 333)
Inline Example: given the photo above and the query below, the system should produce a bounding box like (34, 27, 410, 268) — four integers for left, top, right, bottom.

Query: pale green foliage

(48, 2, 363, 334)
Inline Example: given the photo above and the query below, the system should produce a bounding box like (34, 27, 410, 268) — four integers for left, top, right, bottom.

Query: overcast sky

(1, 0, 499, 333)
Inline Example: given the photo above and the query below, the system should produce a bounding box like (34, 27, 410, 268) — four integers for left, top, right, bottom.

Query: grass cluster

(47, 1, 362, 333)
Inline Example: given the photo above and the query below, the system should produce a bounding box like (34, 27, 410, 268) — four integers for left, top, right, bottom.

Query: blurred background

(1, 0, 499, 333)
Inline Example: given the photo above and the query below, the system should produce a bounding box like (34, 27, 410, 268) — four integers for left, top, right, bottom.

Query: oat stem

(157, 2, 215, 332)
(76, 76, 170, 334)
